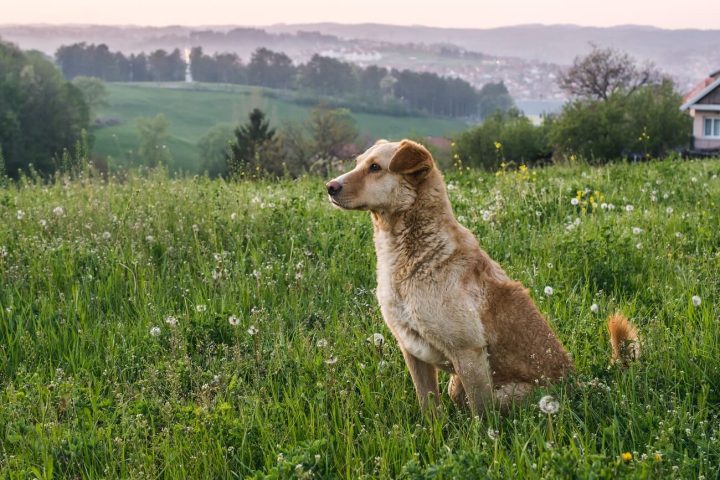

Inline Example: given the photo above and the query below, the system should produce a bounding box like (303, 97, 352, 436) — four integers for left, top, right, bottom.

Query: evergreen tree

(226, 109, 276, 177)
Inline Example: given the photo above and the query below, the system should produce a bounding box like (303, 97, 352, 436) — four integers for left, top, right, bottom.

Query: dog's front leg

(452, 347, 495, 417)
(399, 346, 439, 412)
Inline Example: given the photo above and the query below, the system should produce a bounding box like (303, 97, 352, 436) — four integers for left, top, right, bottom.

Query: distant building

(681, 69, 720, 151)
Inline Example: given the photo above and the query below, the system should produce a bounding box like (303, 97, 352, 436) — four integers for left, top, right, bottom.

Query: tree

(1, 40, 89, 177)
(559, 45, 661, 101)
(477, 82, 514, 119)
(136, 114, 171, 167)
(227, 108, 276, 176)
(307, 106, 358, 175)
(197, 123, 234, 178)
(247, 48, 295, 89)
(550, 80, 690, 160)
(298, 54, 357, 96)
(72, 76, 108, 123)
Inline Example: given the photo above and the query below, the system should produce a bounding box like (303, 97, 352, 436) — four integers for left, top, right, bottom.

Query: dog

(326, 139, 639, 416)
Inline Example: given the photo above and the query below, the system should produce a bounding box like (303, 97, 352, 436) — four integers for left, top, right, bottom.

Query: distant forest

(55, 43, 513, 118)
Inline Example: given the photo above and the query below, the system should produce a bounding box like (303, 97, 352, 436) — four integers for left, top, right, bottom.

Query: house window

(705, 117, 720, 137)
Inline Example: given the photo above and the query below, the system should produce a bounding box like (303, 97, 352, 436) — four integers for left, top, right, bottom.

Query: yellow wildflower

(621, 452, 632, 462)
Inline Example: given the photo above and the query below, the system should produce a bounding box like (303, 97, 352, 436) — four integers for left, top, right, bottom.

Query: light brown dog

(326, 139, 638, 416)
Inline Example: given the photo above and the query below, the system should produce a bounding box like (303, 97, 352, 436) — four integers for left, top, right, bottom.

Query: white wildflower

(149, 326, 161, 337)
(230, 212, 238, 221)
(600, 203, 608, 210)
(228, 315, 240, 326)
(325, 356, 337, 365)
(692, 296, 701, 307)
(102, 231, 112, 240)
(666, 207, 673, 214)
(590, 303, 599, 313)
(195, 304, 207, 313)
(247, 325, 258, 336)
(164, 315, 178, 327)
(145, 235, 154, 242)
(538, 395, 559, 414)
(632, 227, 642, 235)
(544, 286, 554, 296)
(316, 338, 328, 348)
(487, 428, 499, 440)
(53, 206, 65, 217)
(16, 210, 25, 220)
(570, 198, 579, 206)
(625, 204, 634, 212)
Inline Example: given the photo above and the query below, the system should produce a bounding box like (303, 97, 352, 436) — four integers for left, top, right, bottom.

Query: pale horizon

(4, 0, 720, 30)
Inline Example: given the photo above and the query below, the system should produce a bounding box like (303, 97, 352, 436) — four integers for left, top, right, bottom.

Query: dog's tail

(607, 313, 640, 365)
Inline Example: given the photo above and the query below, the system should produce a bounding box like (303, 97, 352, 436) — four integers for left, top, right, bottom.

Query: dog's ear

(389, 140, 433, 178)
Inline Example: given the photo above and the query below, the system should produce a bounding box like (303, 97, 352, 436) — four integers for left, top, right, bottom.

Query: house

(681, 69, 720, 151)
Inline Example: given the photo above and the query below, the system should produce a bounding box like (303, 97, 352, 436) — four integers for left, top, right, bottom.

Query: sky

(3, 0, 719, 29)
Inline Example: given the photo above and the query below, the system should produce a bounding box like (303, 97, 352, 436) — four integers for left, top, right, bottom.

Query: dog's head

(325, 139, 436, 212)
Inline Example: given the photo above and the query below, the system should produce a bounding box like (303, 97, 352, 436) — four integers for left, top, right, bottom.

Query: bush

(454, 109, 551, 170)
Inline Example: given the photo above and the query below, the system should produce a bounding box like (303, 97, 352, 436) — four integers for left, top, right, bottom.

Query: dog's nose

(326, 180, 342, 196)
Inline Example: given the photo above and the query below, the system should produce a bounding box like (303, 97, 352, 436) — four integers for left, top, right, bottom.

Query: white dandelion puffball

(164, 315, 178, 327)
(692, 296, 702, 307)
(544, 286, 554, 296)
(102, 231, 112, 240)
(145, 235, 154, 242)
(625, 204, 634, 212)
(149, 326, 161, 337)
(570, 198, 579, 206)
(16, 210, 25, 220)
(228, 315, 240, 326)
(325, 356, 338, 365)
(539, 395, 559, 414)
(53, 206, 65, 217)
(316, 338, 328, 348)
(195, 304, 207, 313)
(368, 333, 385, 347)
(632, 227, 642, 235)
(247, 325, 258, 336)
(590, 303, 599, 313)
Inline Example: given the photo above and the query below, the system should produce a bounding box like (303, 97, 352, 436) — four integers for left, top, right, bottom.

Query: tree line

(55, 43, 513, 118)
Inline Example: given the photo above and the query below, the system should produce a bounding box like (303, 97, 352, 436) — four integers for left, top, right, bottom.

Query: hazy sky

(4, 0, 719, 29)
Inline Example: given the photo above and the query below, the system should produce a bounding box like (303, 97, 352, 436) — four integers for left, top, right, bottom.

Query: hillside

(93, 82, 468, 172)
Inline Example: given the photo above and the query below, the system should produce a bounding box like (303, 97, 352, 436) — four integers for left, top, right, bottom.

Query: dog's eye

(369, 163, 381, 172)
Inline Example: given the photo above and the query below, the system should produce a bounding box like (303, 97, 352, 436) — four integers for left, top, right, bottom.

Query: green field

(93, 83, 468, 172)
(1, 159, 719, 478)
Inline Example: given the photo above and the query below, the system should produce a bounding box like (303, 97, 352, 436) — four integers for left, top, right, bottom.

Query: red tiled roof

(684, 77, 715, 104)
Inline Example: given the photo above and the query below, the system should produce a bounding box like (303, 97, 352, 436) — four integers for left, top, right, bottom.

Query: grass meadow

(1, 158, 719, 478)
(93, 83, 467, 172)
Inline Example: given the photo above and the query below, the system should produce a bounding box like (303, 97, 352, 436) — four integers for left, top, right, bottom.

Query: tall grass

(0, 159, 718, 478)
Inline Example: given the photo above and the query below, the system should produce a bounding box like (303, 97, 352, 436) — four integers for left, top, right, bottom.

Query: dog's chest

(376, 262, 453, 370)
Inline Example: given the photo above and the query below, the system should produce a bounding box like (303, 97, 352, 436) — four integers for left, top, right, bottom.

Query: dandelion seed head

(590, 303, 599, 313)
(316, 338, 328, 348)
(195, 304, 207, 313)
(53, 206, 65, 217)
(544, 286, 554, 296)
(538, 395, 559, 414)
(228, 315, 240, 326)
(164, 315, 178, 327)
(367, 333, 385, 347)
(247, 325, 258, 336)
(692, 295, 701, 307)
(149, 326, 161, 337)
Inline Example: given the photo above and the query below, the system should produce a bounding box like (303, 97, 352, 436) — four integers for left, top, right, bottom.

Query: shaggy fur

(327, 139, 638, 415)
